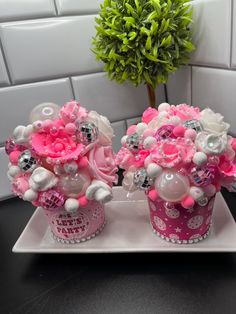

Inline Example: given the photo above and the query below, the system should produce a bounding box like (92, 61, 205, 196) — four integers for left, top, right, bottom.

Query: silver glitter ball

(78, 122, 98, 145)
(184, 119, 203, 133)
(126, 133, 142, 153)
(18, 150, 37, 172)
(133, 168, 152, 190)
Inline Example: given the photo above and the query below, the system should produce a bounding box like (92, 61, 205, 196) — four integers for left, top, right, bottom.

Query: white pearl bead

(8, 165, 21, 177)
(136, 123, 148, 135)
(193, 152, 207, 166)
(23, 189, 38, 201)
(189, 186, 204, 201)
(143, 136, 157, 149)
(147, 163, 163, 178)
(29, 103, 60, 123)
(158, 103, 170, 112)
(121, 135, 128, 146)
(65, 198, 79, 213)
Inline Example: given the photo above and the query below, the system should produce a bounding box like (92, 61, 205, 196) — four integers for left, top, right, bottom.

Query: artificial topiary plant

(92, 0, 194, 107)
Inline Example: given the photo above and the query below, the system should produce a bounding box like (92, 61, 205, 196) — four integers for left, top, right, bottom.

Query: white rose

(196, 132, 227, 155)
(200, 108, 230, 135)
(88, 111, 114, 145)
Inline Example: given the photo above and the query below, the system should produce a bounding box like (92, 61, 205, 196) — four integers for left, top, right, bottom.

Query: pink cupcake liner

(148, 196, 215, 244)
(43, 201, 105, 244)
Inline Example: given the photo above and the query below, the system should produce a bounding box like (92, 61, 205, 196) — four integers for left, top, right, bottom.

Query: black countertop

(1, 187, 236, 314)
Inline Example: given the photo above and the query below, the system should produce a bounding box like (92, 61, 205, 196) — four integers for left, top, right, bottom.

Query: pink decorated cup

(43, 201, 105, 243)
(148, 196, 215, 244)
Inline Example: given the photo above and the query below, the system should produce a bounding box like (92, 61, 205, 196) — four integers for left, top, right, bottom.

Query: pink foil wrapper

(148, 196, 215, 244)
(43, 201, 105, 243)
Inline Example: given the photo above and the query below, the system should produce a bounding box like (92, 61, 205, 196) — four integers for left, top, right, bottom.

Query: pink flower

(150, 138, 196, 168)
(88, 145, 118, 185)
(115, 147, 149, 170)
(167, 104, 200, 122)
(12, 174, 30, 198)
(142, 107, 158, 124)
(60, 101, 87, 124)
(31, 126, 84, 165)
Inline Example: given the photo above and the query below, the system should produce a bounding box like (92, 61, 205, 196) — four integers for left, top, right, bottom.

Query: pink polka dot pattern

(148, 196, 215, 243)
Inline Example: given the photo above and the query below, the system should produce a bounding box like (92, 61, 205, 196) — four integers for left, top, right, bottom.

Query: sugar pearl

(78, 196, 88, 207)
(65, 198, 79, 213)
(189, 186, 204, 200)
(136, 123, 148, 135)
(158, 102, 170, 111)
(169, 116, 181, 126)
(184, 129, 197, 141)
(143, 136, 157, 149)
(193, 152, 207, 166)
(24, 189, 38, 202)
(147, 163, 163, 178)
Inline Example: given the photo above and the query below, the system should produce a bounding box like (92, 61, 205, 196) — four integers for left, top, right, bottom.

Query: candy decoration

(126, 132, 142, 153)
(39, 189, 65, 210)
(18, 150, 37, 172)
(154, 125, 175, 141)
(78, 122, 98, 145)
(190, 164, 216, 187)
(133, 168, 152, 190)
(184, 119, 203, 133)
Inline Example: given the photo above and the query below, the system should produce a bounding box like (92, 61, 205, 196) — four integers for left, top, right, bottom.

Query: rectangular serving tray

(13, 187, 236, 253)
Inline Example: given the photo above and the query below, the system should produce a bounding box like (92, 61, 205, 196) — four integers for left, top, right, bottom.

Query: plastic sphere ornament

(133, 168, 153, 190)
(29, 103, 60, 123)
(193, 152, 208, 166)
(39, 189, 65, 210)
(78, 122, 98, 145)
(58, 171, 91, 198)
(155, 170, 190, 202)
(18, 150, 37, 172)
(154, 125, 175, 141)
(190, 164, 216, 187)
(126, 133, 142, 153)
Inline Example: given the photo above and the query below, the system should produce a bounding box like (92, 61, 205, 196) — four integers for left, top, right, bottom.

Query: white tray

(13, 187, 236, 253)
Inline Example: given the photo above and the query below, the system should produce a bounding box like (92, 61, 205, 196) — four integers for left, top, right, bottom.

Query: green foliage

(92, 0, 194, 88)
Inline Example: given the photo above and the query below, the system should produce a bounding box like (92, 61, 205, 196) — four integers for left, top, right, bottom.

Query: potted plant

(92, 0, 194, 107)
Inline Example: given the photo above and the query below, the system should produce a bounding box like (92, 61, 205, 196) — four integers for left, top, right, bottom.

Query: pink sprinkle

(148, 189, 159, 201)
(9, 151, 21, 165)
(173, 125, 185, 138)
(127, 125, 136, 135)
(181, 196, 195, 209)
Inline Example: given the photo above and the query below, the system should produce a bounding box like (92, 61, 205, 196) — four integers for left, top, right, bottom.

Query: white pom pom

(136, 122, 148, 135)
(189, 186, 204, 201)
(169, 116, 181, 126)
(143, 136, 157, 149)
(8, 165, 21, 177)
(23, 189, 38, 201)
(147, 163, 163, 178)
(121, 135, 128, 146)
(193, 152, 207, 166)
(23, 124, 33, 138)
(13, 125, 25, 144)
(65, 198, 79, 213)
(158, 111, 168, 119)
(158, 103, 170, 112)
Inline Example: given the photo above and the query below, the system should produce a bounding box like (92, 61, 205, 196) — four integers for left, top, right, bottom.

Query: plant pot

(43, 201, 105, 244)
(148, 196, 215, 244)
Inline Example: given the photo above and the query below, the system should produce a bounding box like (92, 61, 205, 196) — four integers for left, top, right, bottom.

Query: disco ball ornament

(18, 150, 37, 172)
(78, 122, 98, 145)
(155, 170, 190, 202)
(39, 190, 65, 210)
(190, 164, 216, 187)
(126, 133, 142, 153)
(133, 168, 153, 190)
(184, 119, 203, 133)
(58, 171, 91, 198)
(154, 125, 175, 141)
(29, 103, 60, 123)
(5, 138, 24, 155)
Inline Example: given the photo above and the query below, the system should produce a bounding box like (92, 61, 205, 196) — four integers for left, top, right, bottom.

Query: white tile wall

(0, 78, 73, 143)
(0, 147, 11, 200)
(72, 73, 165, 122)
(166, 66, 191, 105)
(0, 48, 9, 86)
(192, 67, 236, 135)
(0, 16, 103, 84)
(0, 0, 56, 22)
(126, 117, 142, 128)
(56, 0, 103, 15)
(190, 0, 231, 68)
(111, 121, 127, 153)
(231, 0, 236, 68)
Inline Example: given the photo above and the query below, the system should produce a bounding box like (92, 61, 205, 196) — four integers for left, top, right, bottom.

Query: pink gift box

(148, 196, 215, 244)
(43, 201, 105, 244)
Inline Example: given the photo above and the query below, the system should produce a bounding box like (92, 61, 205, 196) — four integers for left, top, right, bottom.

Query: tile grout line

(229, 0, 234, 68)
(52, 0, 59, 16)
(0, 37, 12, 85)
(69, 77, 77, 100)
(190, 65, 193, 106)
(188, 63, 235, 71)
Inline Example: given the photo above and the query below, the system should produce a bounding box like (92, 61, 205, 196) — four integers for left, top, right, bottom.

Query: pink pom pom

(127, 125, 136, 135)
(65, 123, 76, 135)
(77, 156, 88, 168)
(143, 129, 155, 138)
(231, 139, 236, 151)
(184, 129, 197, 141)
(9, 151, 21, 165)
(148, 189, 159, 201)
(173, 125, 185, 138)
(78, 195, 88, 207)
(181, 196, 195, 209)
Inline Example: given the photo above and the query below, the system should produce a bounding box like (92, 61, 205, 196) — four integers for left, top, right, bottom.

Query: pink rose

(167, 104, 200, 122)
(150, 138, 196, 168)
(115, 147, 149, 170)
(142, 107, 158, 124)
(88, 145, 118, 185)
(60, 101, 87, 124)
